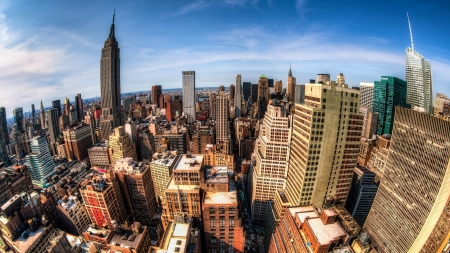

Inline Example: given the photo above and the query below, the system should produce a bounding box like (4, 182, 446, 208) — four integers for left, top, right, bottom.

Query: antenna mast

(407, 12, 414, 50)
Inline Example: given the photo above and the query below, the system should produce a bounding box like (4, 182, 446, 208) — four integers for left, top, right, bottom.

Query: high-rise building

(268, 78, 274, 88)
(364, 107, 450, 252)
(250, 83, 258, 104)
(138, 129, 155, 161)
(373, 76, 407, 135)
(64, 97, 70, 116)
(360, 82, 374, 109)
(286, 65, 296, 102)
(316, 74, 330, 84)
(46, 108, 60, 144)
(63, 123, 93, 162)
(209, 92, 216, 120)
(243, 81, 251, 102)
(229, 84, 235, 103)
(216, 91, 229, 142)
(88, 141, 111, 169)
(274, 80, 283, 94)
(31, 104, 36, 125)
(165, 94, 172, 121)
(113, 158, 157, 225)
(80, 171, 128, 227)
(336, 73, 345, 85)
(182, 71, 196, 122)
(250, 101, 291, 225)
(405, 14, 433, 114)
(26, 136, 56, 185)
(52, 100, 61, 118)
(235, 74, 242, 117)
(345, 166, 377, 226)
(40, 100, 46, 128)
(256, 75, 269, 119)
(285, 83, 363, 208)
(100, 13, 122, 140)
(152, 85, 162, 107)
(75, 93, 83, 120)
(108, 126, 137, 165)
(150, 151, 180, 202)
(360, 107, 378, 139)
(0, 107, 9, 166)
(433, 93, 450, 116)
(57, 195, 90, 236)
(13, 107, 24, 132)
(294, 84, 305, 104)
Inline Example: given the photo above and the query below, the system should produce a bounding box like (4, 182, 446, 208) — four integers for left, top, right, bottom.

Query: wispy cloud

(162, 0, 212, 19)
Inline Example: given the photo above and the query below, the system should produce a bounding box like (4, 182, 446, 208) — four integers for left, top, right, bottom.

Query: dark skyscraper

(40, 99, 46, 128)
(46, 108, 60, 144)
(100, 12, 122, 140)
(52, 100, 61, 118)
(31, 104, 36, 125)
(152, 85, 162, 108)
(13, 107, 24, 132)
(243, 82, 251, 101)
(0, 107, 10, 166)
(76, 94, 83, 120)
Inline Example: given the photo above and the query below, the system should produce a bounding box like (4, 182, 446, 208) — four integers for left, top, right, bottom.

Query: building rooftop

(288, 205, 316, 217)
(14, 225, 48, 253)
(307, 217, 347, 246)
(296, 211, 318, 224)
(88, 141, 109, 150)
(205, 166, 228, 184)
(108, 223, 145, 250)
(174, 154, 204, 171)
(204, 191, 238, 205)
(151, 151, 178, 167)
(166, 177, 200, 191)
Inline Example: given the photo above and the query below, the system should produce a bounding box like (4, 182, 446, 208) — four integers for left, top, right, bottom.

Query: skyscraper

(373, 76, 407, 135)
(13, 107, 24, 132)
(182, 71, 196, 122)
(0, 107, 10, 166)
(360, 82, 374, 109)
(286, 65, 296, 102)
(31, 104, 36, 125)
(235, 74, 242, 118)
(285, 82, 363, 207)
(108, 126, 137, 165)
(46, 108, 60, 144)
(100, 12, 122, 139)
(229, 84, 235, 103)
(257, 75, 269, 119)
(40, 100, 46, 128)
(152, 85, 162, 107)
(63, 124, 93, 162)
(26, 136, 56, 185)
(75, 93, 83, 120)
(364, 107, 450, 252)
(52, 100, 61, 118)
(316, 74, 330, 84)
(250, 101, 291, 225)
(216, 91, 229, 142)
(243, 82, 251, 101)
(405, 14, 433, 114)
(275, 80, 283, 94)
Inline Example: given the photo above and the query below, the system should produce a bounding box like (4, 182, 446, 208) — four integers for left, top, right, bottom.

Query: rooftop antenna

(407, 12, 414, 50)
(113, 8, 115, 24)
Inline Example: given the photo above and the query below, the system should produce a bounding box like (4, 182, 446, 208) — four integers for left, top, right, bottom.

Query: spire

(109, 9, 116, 39)
(288, 63, 292, 77)
(407, 12, 414, 51)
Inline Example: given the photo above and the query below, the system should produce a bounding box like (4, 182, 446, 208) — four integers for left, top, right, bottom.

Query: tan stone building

(150, 151, 180, 202)
(285, 82, 363, 207)
(108, 126, 137, 165)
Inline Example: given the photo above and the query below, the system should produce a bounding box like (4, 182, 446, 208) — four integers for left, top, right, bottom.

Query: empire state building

(99, 12, 122, 140)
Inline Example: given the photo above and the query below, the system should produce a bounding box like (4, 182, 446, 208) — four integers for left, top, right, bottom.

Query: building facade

(235, 74, 242, 118)
(108, 126, 137, 165)
(26, 136, 56, 186)
(406, 47, 433, 114)
(359, 82, 374, 109)
(182, 71, 196, 122)
(216, 91, 229, 142)
(63, 123, 93, 162)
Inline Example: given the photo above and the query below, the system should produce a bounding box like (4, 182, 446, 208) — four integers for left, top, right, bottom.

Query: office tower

(31, 104, 36, 124)
(88, 141, 111, 168)
(336, 73, 345, 85)
(68, 106, 78, 126)
(100, 13, 122, 140)
(80, 171, 127, 227)
(165, 94, 172, 121)
(294, 84, 305, 104)
(39, 100, 46, 128)
(360, 82, 374, 109)
(63, 123, 93, 162)
(434, 93, 450, 116)
(57, 196, 90, 235)
(108, 126, 137, 165)
(75, 94, 83, 120)
(26, 136, 56, 185)
(150, 151, 179, 202)
(250, 101, 291, 225)
(275, 80, 283, 94)
(152, 85, 162, 107)
(151, 219, 202, 253)
(191, 126, 213, 154)
(250, 83, 258, 104)
(316, 74, 330, 84)
(162, 154, 204, 228)
(285, 83, 363, 208)
(0, 107, 9, 166)
(113, 158, 157, 225)
(63, 97, 70, 116)
(154, 131, 188, 154)
(405, 14, 433, 114)
(216, 91, 229, 142)
(52, 100, 61, 119)
(182, 71, 196, 122)
(46, 108, 60, 144)
(364, 108, 450, 252)
(360, 107, 378, 139)
(235, 74, 242, 118)
(243, 81, 251, 101)
(268, 78, 274, 88)
(345, 166, 377, 226)
(286, 65, 296, 102)
(229, 84, 235, 103)
(218, 85, 225, 92)
(209, 92, 216, 120)
(256, 75, 269, 120)
(13, 107, 24, 132)
(15, 131, 30, 158)
(373, 76, 407, 135)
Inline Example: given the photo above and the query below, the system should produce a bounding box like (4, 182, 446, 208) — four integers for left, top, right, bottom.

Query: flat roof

(174, 154, 204, 171)
(173, 223, 190, 237)
(167, 238, 187, 253)
(14, 226, 46, 252)
(307, 218, 346, 246)
(204, 191, 238, 205)
(108, 229, 144, 249)
(296, 211, 318, 223)
(288, 205, 315, 217)
(205, 166, 228, 184)
(166, 177, 200, 191)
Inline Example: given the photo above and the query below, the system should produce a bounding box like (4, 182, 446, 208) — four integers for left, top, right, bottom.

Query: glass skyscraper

(182, 71, 196, 122)
(406, 48, 433, 114)
(373, 76, 407, 135)
(26, 136, 56, 186)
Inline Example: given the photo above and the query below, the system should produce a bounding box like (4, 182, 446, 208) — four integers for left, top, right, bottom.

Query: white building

(360, 82, 374, 109)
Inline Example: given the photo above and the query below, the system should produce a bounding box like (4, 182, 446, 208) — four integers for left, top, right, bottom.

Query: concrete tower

(235, 74, 242, 117)
(286, 65, 296, 102)
(39, 100, 46, 128)
(100, 12, 122, 140)
(216, 91, 229, 142)
(182, 71, 196, 122)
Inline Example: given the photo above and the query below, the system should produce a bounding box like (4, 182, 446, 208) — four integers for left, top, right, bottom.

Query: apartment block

(63, 123, 93, 162)
(88, 141, 111, 169)
(150, 151, 180, 203)
(108, 126, 137, 165)
(57, 195, 90, 236)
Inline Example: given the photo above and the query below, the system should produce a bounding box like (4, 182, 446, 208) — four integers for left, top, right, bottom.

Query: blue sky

(0, 0, 449, 118)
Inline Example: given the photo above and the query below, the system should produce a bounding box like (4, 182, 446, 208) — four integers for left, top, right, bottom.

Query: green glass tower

(373, 76, 407, 135)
